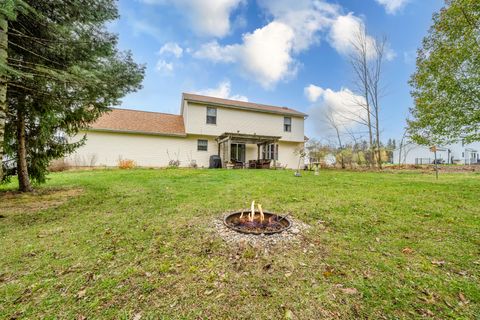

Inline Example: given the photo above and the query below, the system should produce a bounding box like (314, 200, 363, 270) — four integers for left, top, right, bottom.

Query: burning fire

(234, 201, 285, 232)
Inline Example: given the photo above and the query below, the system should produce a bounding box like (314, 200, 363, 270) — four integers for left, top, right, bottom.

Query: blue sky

(110, 0, 443, 142)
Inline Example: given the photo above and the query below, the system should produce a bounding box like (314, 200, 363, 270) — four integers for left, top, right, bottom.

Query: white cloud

(193, 0, 341, 88)
(193, 41, 237, 63)
(155, 60, 174, 74)
(158, 42, 183, 58)
(192, 1, 395, 87)
(257, 0, 340, 52)
(238, 22, 296, 88)
(194, 22, 297, 88)
(375, 0, 409, 14)
(307, 85, 367, 135)
(328, 13, 395, 61)
(195, 80, 248, 101)
(140, 0, 244, 38)
(304, 84, 324, 102)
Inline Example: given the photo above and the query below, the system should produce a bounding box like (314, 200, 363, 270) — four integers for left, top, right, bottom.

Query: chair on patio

(231, 159, 244, 169)
(255, 159, 271, 169)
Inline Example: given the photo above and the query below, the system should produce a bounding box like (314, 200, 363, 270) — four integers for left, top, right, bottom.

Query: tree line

(306, 138, 397, 169)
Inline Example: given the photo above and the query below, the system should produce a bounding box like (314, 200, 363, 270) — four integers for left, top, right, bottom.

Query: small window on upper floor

(197, 139, 208, 151)
(284, 117, 291, 132)
(206, 107, 217, 124)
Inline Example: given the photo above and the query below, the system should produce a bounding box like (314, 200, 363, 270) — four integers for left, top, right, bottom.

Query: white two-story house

(68, 93, 307, 169)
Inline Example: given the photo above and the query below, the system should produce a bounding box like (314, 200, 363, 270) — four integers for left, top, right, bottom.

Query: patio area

(216, 132, 281, 169)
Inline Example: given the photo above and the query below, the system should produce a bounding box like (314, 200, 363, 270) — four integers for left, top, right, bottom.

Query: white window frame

(284, 117, 291, 132)
(197, 139, 208, 151)
(206, 107, 217, 125)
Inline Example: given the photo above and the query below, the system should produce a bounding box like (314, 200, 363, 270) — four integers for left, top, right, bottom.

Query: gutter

(85, 128, 187, 138)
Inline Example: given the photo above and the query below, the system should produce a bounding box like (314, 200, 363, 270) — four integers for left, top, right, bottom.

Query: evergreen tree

(0, 0, 30, 181)
(408, 0, 480, 145)
(2, 0, 144, 191)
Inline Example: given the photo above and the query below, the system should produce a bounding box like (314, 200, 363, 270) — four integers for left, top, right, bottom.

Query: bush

(118, 159, 136, 169)
(49, 159, 71, 172)
(188, 160, 198, 169)
(168, 160, 180, 168)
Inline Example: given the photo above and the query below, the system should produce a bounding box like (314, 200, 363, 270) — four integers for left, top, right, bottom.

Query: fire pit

(223, 202, 292, 235)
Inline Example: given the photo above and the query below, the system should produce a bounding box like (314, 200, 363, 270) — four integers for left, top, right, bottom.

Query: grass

(1, 168, 479, 319)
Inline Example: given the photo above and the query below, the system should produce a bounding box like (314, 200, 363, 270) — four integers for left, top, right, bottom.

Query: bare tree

(322, 105, 345, 169)
(368, 36, 388, 169)
(349, 26, 374, 167)
(349, 25, 389, 169)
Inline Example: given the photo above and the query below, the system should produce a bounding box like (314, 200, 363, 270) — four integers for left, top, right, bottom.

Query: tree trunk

(362, 55, 374, 168)
(335, 126, 345, 169)
(16, 110, 32, 192)
(0, 15, 7, 181)
(375, 117, 382, 169)
(373, 95, 382, 169)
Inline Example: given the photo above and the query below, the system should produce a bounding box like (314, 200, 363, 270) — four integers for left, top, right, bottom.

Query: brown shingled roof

(182, 93, 307, 117)
(89, 108, 186, 136)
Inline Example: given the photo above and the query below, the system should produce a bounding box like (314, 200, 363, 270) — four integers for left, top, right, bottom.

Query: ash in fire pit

(224, 201, 292, 235)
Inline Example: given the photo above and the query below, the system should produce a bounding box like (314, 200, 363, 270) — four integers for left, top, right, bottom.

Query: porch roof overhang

(216, 132, 281, 145)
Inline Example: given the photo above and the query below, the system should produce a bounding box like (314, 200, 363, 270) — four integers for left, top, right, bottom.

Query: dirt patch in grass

(0, 187, 83, 215)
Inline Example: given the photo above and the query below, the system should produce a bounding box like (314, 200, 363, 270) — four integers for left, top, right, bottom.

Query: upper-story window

(206, 107, 217, 124)
(284, 117, 291, 132)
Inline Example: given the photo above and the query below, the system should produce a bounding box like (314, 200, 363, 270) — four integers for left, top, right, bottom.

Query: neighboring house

(68, 93, 307, 168)
(393, 140, 480, 165)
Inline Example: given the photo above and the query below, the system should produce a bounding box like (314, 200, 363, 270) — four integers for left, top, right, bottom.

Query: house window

(197, 139, 208, 151)
(206, 107, 217, 124)
(263, 144, 278, 160)
(284, 117, 291, 132)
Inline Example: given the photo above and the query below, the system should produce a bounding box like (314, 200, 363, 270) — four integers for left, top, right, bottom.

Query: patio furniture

(231, 160, 244, 169)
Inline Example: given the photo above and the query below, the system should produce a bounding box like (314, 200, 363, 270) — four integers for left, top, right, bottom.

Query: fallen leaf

(284, 309, 294, 319)
(76, 289, 86, 299)
(204, 289, 214, 296)
(458, 292, 469, 304)
(340, 287, 358, 295)
(402, 247, 414, 255)
(133, 313, 142, 320)
(285, 272, 292, 278)
(431, 260, 445, 267)
(375, 237, 380, 242)
(215, 293, 225, 299)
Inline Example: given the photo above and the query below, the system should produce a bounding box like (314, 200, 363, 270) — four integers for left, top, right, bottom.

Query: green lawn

(1, 169, 479, 319)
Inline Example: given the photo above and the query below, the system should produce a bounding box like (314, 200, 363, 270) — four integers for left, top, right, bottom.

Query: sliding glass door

(230, 143, 246, 162)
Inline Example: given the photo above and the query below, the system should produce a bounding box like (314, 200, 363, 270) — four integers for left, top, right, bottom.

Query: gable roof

(182, 93, 307, 117)
(89, 108, 186, 136)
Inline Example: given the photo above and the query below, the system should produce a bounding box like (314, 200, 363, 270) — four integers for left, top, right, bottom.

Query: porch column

(227, 137, 231, 164)
(257, 144, 261, 160)
(273, 141, 277, 170)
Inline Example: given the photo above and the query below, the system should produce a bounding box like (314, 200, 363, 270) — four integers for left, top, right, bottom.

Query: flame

(249, 200, 255, 222)
(257, 203, 265, 222)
